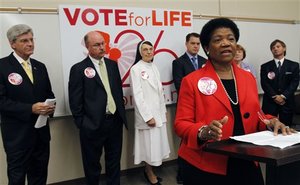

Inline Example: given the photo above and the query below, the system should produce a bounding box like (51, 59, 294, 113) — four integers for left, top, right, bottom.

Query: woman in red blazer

(174, 18, 294, 185)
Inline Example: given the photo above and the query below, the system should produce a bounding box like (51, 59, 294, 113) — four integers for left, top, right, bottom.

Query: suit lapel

(9, 54, 33, 85)
(30, 60, 38, 85)
(85, 57, 104, 87)
(280, 59, 288, 76)
(104, 58, 115, 90)
(205, 62, 232, 113)
(232, 63, 247, 107)
(183, 53, 195, 71)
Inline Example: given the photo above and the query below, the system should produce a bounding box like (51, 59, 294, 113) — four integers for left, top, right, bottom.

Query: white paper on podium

(230, 130, 300, 149)
(34, 98, 56, 128)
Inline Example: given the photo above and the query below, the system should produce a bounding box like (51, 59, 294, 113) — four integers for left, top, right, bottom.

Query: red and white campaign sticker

(84, 67, 96, 78)
(267, 71, 275, 80)
(8, 73, 23, 85)
(198, 77, 217, 95)
(141, 71, 149, 79)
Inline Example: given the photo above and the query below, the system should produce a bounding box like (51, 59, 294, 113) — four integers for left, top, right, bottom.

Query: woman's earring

(207, 51, 210, 55)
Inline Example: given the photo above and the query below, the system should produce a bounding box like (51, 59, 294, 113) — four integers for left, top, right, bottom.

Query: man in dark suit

(172, 32, 206, 184)
(68, 31, 127, 185)
(172, 32, 206, 93)
(0, 24, 55, 185)
(261, 39, 299, 126)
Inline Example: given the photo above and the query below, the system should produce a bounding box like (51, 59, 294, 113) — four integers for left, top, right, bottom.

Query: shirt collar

(89, 55, 104, 65)
(186, 52, 197, 61)
(13, 52, 31, 65)
(274, 58, 284, 64)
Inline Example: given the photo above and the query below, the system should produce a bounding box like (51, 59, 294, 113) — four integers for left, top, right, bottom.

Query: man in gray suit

(68, 31, 127, 185)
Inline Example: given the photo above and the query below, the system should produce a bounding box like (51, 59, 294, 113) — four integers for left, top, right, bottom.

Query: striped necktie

(99, 61, 116, 114)
(22, 61, 33, 83)
(191, 57, 198, 70)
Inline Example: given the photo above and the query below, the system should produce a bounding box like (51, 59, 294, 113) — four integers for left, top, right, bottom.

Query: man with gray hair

(0, 24, 55, 185)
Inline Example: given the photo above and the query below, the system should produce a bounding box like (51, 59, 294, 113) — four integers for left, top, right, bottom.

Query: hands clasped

(146, 118, 156, 127)
(32, 102, 55, 115)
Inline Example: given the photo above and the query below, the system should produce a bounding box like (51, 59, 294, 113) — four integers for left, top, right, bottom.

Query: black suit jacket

(172, 53, 206, 92)
(68, 56, 127, 136)
(0, 53, 55, 152)
(260, 59, 299, 112)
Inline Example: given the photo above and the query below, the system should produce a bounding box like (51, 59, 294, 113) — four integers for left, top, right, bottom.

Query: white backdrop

(1, 13, 299, 116)
(59, 5, 193, 113)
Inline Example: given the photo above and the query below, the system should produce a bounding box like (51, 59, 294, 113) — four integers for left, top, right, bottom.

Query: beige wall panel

(1, 0, 220, 16)
(1, 0, 300, 21)
(221, 0, 299, 20)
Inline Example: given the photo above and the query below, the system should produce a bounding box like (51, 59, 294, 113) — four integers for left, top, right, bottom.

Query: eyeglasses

(92, 42, 106, 48)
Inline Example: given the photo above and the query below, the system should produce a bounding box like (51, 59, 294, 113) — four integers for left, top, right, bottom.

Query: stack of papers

(230, 130, 300, 149)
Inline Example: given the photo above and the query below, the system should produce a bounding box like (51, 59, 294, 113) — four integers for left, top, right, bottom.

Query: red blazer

(174, 61, 266, 175)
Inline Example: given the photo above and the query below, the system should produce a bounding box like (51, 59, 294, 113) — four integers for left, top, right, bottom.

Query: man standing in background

(0, 24, 56, 185)
(172, 32, 206, 93)
(68, 31, 127, 185)
(261, 39, 299, 127)
(172, 32, 206, 184)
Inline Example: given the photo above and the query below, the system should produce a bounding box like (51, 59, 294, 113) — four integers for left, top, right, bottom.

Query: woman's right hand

(202, 116, 228, 141)
(146, 118, 156, 127)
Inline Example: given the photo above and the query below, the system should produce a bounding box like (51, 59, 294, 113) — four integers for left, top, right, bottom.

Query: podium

(204, 139, 300, 185)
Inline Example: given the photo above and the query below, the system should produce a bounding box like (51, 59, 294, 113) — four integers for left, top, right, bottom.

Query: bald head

(84, 31, 106, 60)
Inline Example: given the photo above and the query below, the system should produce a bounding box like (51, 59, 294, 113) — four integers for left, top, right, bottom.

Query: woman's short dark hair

(200, 17, 240, 56)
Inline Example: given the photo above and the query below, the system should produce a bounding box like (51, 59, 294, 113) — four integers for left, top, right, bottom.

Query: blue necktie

(191, 57, 198, 70)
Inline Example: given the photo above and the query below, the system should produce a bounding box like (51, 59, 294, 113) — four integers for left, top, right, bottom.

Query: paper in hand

(34, 98, 56, 128)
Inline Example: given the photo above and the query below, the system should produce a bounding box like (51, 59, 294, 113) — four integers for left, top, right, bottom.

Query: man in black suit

(172, 32, 206, 184)
(0, 24, 55, 185)
(172, 32, 206, 93)
(68, 31, 127, 185)
(261, 39, 299, 126)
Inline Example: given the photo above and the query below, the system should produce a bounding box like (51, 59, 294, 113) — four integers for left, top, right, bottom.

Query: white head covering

(138, 40, 148, 55)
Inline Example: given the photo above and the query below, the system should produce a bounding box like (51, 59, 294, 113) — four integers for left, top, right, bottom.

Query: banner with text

(59, 5, 192, 110)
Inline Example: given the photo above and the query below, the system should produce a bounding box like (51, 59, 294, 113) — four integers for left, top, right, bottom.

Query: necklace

(216, 66, 239, 105)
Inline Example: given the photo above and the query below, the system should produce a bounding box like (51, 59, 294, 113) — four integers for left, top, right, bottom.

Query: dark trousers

(80, 115, 123, 185)
(262, 99, 294, 126)
(6, 140, 50, 185)
(180, 157, 264, 185)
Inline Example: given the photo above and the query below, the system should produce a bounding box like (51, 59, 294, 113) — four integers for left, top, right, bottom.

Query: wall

(0, 0, 300, 184)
